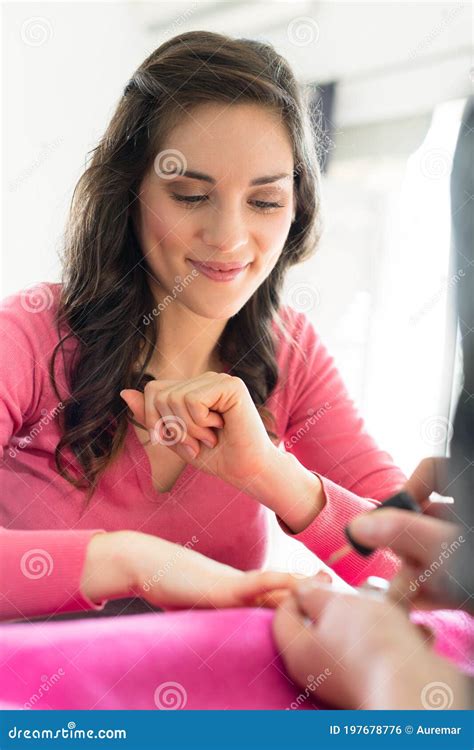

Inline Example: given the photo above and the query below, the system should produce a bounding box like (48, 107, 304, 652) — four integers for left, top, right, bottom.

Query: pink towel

(1, 605, 472, 711)
(411, 609, 474, 675)
(0, 609, 321, 711)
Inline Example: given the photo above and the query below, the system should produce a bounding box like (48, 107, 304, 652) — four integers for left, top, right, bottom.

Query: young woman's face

(135, 102, 296, 320)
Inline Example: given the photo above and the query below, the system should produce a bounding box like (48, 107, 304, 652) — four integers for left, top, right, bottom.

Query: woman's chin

(186, 299, 245, 321)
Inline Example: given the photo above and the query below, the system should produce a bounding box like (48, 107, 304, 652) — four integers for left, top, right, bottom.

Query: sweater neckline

(126, 423, 196, 498)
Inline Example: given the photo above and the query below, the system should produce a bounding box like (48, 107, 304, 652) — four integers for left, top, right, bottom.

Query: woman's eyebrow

(172, 169, 291, 186)
(250, 172, 291, 186)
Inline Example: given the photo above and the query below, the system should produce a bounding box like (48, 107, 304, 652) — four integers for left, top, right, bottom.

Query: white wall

(3, 2, 147, 294)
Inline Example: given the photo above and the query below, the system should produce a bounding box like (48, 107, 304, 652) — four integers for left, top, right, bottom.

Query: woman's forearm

(80, 529, 303, 612)
(80, 531, 137, 605)
(80, 529, 247, 607)
(244, 445, 326, 533)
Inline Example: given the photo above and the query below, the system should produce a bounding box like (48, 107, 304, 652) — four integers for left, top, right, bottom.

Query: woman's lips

(187, 259, 250, 282)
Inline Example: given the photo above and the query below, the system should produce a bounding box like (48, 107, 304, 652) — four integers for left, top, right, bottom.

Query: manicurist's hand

(120, 373, 325, 533)
(81, 530, 304, 611)
(273, 578, 467, 709)
(347, 457, 464, 610)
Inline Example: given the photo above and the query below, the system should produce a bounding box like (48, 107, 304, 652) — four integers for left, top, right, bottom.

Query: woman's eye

(251, 200, 285, 212)
(171, 194, 285, 213)
(171, 194, 207, 205)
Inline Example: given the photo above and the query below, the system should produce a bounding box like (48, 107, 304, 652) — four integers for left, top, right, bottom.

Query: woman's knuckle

(183, 392, 195, 408)
(257, 571, 273, 586)
(143, 380, 155, 395)
(226, 374, 242, 388)
(168, 392, 181, 409)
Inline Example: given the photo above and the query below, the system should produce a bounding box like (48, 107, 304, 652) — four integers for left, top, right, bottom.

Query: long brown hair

(50, 30, 323, 499)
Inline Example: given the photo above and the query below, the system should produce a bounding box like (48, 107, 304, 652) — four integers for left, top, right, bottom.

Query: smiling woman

(0, 30, 407, 622)
(132, 100, 297, 334)
(52, 31, 322, 497)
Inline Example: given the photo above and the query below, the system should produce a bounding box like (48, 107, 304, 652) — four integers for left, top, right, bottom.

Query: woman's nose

(199, 207, 249, 254)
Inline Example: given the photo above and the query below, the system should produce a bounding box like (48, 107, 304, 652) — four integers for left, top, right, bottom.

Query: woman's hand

(120, 373, 274, 491)
(120, 374, 325, 532)
(273, 579, 467, 709)
(81, 530, 304, 611)
(347, 457, 464, 610)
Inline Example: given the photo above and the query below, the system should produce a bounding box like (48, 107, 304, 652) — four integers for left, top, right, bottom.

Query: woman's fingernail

(314, 570, 332, 583)
(202, 439, 214, 449)
(349, 514, 377, 539)
(183, 445, 197, 459)
(297, 578, 323, 596)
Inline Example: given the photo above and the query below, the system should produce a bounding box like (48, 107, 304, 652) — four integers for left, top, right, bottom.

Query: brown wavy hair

(50, 30, 323, 499)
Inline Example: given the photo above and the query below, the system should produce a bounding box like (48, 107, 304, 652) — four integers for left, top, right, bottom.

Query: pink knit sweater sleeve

(0, 527, 105, 620)
(274, 309, 406, 585)
(0, 286, 105, 620)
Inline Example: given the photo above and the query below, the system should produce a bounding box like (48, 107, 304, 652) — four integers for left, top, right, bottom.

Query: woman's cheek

(151, 212, 182, 245)
(257, 240, 284, 278)
(265, 212, 292, 248)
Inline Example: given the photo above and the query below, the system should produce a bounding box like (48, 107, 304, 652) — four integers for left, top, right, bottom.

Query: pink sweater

(0, 282, 407, 620)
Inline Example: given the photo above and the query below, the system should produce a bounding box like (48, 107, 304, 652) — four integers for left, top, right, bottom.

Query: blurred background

(2, 1, 471, 574)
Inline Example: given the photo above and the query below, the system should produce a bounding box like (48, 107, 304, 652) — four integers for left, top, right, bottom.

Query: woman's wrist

(244, 444, 326, 533)
(80, 530, 138, 605)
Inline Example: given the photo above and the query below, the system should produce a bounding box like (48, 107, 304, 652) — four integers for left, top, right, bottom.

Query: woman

(0, 30, 405, 622)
